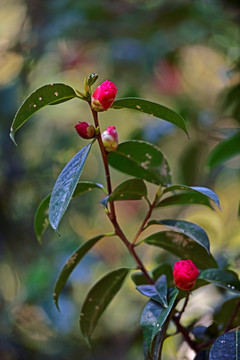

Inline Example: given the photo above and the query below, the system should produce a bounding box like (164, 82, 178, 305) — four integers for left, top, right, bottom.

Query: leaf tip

(53, 294, 61, 312)
(9, 131, 17, 146)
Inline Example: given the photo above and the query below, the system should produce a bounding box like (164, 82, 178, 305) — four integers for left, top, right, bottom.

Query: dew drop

(88, 298, 92, 302)
(50, 84, 53, 86)
(156, 324, 159, 327)
(33, 104, 37, 108)
(136, 105, 141, 109)
(95, 306, 99, 310)
(127, 154, 131, 158)
(120, 194, 124, 197)
(55, 92, 59, 96)
(39, 97, 42, 101)
(231, 286, 235, 290)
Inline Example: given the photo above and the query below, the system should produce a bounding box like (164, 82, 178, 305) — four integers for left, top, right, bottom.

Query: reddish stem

(90, 106, 153, 285)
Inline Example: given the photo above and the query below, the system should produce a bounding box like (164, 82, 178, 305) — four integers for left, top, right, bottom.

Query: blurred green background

(0, 0, 239, 359)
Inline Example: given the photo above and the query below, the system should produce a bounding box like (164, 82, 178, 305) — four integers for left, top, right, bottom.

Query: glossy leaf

(80, 268, 129, 345)
(108, 140, 172, 186)
(112, 97, 188, 137)
(144, 231, 217, 269)
(155, 275, 168, 308)
(199, 269, 240, 294)
(140, 288, 179, 353)
(156, 184, 221, 209)
(147, 219, 211, 253)
(34, 181, 105, 243)
(214, 297, 240, 331)
(49, 143, 93, 232)
(100, 178, 148, 208)
(53, 234, 106, 311)
(209, 330, 240, 360)
(207, 132, 240, 169)
(136, 275, 168, 308)
(10, 83, 77, 144)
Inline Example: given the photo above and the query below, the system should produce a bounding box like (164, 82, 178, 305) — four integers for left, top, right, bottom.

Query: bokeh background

(0, 0, 239, 359)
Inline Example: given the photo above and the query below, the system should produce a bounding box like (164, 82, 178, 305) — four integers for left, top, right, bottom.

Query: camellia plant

(10, 74, 240, 359)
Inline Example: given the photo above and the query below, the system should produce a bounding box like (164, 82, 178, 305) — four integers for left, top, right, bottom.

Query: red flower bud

(91, 80, 117, 112)
(173, 260, 199, 291)
(101, 126, 118, 152)
(75, 122, 95, 139)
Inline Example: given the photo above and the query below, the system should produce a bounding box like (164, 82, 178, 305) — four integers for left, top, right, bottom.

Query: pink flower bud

(173, 260, 199, 291)
(75, 122, 95, 139)
(91, 80, 117, 112)
(101, 126, 118, 152)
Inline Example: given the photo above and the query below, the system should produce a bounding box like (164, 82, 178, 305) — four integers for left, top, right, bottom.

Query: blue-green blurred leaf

(206, 132, 240, 170)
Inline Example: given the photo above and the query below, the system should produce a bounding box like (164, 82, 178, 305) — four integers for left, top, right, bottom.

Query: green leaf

(156, 184, 221, 210)
(147, 219, 211, 253)
(108, 140, 172, 186)
(214, 297, 240, 331)
(136, 275, 168, 308)
(49, 143, 93, 233)
(143, 231, 217, 269)
(112, 97, 188, 137)
(53, 234, 107, 311)
(34, 181, 106, 244)
(206, 132, 240, 170)
(10, 83, 77, 144)
(100, 178, 148, 208)
(34, 194, 51, 244)
(199, 269, 240, 294)
(80, 268, 129, 345)
(209, 330, 240, 360)
(140, 288, 179, 353)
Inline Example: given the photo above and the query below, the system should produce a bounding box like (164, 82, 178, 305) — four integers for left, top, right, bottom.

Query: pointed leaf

(34, 181, 105, 243)
(34, 194, 51, 244)
(155, 275, 168, 308)
(136, 281, 167, 308)
(53, 234, 107, 311)
(144, 231, 217, 269)
(199, 269, 240, 294)
(209, 330, 240, 360)
(108, 140, 172, 186)
(151, 288, 179, 342)
(80, 268, 129, 344)
(112, 98, 188, 137)
(10, 83, 77, 144)
(147, 219, 211, 253)
(156, 184, 221, 209)
(49, 143, 92, 232)
(100, 178, 148, 208)
(140, 288, 179, 353)
(207, 132, 240, 170)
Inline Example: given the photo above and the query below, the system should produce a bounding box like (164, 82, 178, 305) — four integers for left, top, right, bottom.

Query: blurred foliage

(0, 0, 239, 359)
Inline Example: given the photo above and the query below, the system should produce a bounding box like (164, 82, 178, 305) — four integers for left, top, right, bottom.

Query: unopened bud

(101, 126, 118, 152)
(91, 80, 117, 112)
(75, 122, 95, 139)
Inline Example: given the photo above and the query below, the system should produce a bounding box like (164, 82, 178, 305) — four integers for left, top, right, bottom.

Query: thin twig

(172, 314, 198, 353)
(225, 298, 240, 332)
